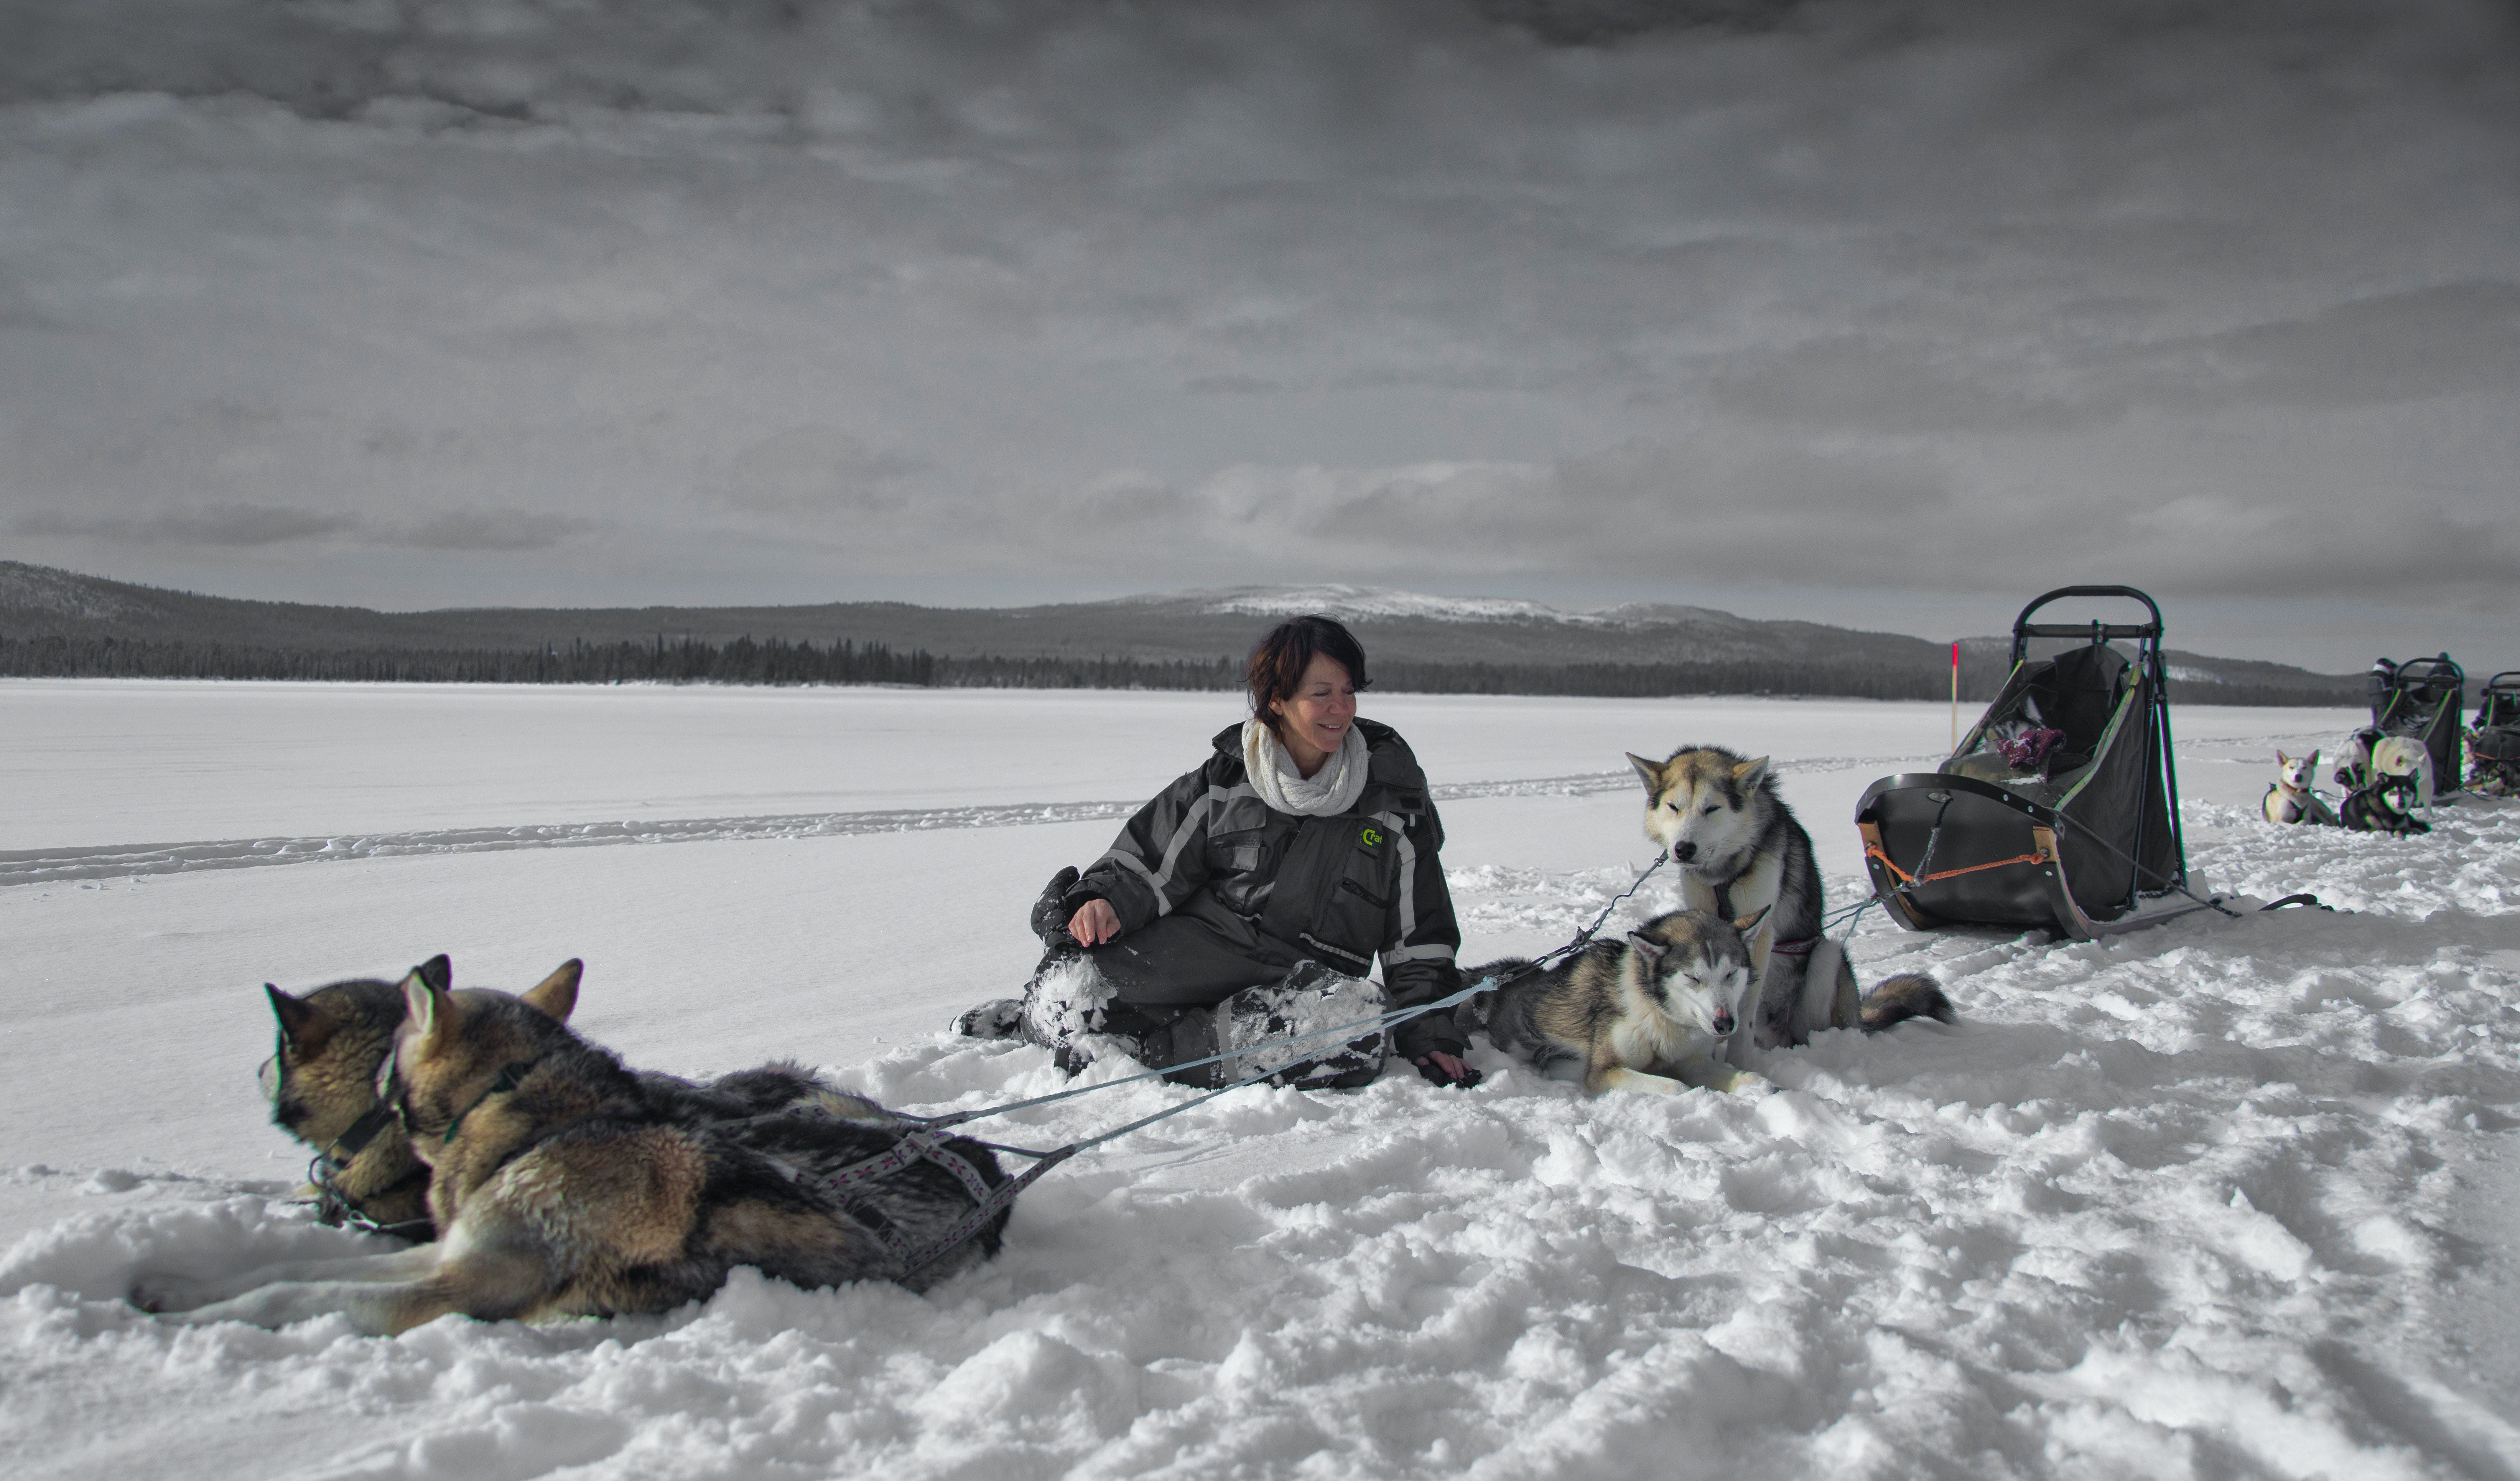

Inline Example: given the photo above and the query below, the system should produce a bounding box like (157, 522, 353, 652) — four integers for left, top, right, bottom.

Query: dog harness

(782, 1124, 1031, 1278)
(1705, 879, 1819, 962)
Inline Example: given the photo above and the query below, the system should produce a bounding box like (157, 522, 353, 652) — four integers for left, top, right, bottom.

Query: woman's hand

(1067, 899, 1123, 948)
(1413, 1051, 1481, 1089)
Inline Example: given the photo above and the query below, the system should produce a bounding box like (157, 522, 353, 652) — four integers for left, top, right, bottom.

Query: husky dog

(2375, 735, 2437, 807)
(260, 954, 474, 1241)
(1468, 908, 1773, 1095)
(1630, 745, 1953, 1048)
(260, 957, 799, 1242)
(2340, 772, 2432, 836)
(142, 970, 1012, 1334)
(2261, 750, 2338, 826)
(2336, 731, 2436, 807)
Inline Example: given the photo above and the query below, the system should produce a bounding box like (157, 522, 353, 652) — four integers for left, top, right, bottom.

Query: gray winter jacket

(1073, 719, 1467, 1059)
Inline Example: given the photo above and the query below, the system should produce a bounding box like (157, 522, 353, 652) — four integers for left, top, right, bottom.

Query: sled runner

(2346, 654, 2466, 799)
(2472, 672, 2520, 795)
(1855, 586, 2209, 940)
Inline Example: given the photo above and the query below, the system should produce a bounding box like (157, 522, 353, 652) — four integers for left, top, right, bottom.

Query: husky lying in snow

(259, 956, 858, 1242)
(1467, 908, 1773, 1095)
(143, 965, 1014, 1334)
(2261, 750, 2339, 826)
(259, 955, 463, 1240)
(2336, 732, 2436, 808)
(2340, 772, 2433, 837)
(1467, 906, 1954, 1096)
(1630, 745, 1954, 1048)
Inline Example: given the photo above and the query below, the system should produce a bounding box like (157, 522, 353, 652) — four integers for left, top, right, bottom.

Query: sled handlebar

(2012, 585, 2164, 642)
(2392, 656, 2463, 687)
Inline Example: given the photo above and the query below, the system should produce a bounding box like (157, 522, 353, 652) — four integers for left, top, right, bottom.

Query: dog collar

(331, 1104, 398, 1160)
(441, 1060, 542, 1145)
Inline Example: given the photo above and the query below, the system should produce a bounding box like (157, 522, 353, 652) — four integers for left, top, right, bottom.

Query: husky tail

(1860, 974, 1956, 1032)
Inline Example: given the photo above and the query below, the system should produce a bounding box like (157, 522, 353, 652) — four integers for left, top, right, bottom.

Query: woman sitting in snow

(954, 615, 1480, 1090)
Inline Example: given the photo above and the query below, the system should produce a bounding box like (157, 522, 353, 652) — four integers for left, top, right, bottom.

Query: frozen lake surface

(4, 680, 2516, 1479)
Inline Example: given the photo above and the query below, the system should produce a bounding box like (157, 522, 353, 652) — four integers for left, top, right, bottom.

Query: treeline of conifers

(0, 633, 2349, 705)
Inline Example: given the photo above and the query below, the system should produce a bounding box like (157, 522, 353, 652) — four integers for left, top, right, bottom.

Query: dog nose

(1670, 841, 1697, 862)
(1712, 1011, 1734, 1035)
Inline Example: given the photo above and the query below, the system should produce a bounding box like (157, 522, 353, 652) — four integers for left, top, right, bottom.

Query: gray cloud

(12, 504, 355, 547)
(2169, 280, 2520, 411)
(705, 429, 927, 518)
(388, 509, 592, 552)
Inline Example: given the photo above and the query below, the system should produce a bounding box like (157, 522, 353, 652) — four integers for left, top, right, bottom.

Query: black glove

(1413, 1055, 1482, 1090)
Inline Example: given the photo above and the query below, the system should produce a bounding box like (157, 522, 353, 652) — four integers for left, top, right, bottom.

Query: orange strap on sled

(1865, 842, 2051, 888)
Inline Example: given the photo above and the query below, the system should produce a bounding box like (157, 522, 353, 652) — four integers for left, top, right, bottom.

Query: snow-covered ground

(4, 680, 2515, 1479)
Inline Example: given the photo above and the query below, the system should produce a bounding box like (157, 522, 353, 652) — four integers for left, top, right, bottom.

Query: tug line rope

(878, 852, 1679, 1273)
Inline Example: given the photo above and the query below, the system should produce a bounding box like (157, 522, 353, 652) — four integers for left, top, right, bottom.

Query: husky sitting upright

(1468, 907, 1773, 1095)
(2262, 750, 2338, 825)
(1630, 745, 1952, 1048)
(143, 969, 1014, 1334)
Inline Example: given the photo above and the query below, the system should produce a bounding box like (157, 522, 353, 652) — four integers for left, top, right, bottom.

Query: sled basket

(2356, 654, 2466, 796)
(2471, 672, 2520, 787)
(1856, 586, 2204, 940)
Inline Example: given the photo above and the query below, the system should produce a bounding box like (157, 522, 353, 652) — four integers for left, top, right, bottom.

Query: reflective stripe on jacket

(1077, 719, 1466, 1058)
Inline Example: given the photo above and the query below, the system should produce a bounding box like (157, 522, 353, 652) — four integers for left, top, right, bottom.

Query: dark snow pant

(1058, 914, 1308, 1009)
(1025, 916, 1384, 1089)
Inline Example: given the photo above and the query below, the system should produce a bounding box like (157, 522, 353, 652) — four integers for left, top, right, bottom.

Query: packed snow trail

(4, 689, 2516, 1478)
(0, 757, 1937, 887)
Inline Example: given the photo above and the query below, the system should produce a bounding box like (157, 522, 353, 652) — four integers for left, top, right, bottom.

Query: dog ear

(1733, 903, 1772, 936)
(415, 954, 452, 993)
(402, 967, 459, 1052)
(1625, 932, 1669, 962)
(1732, 756, 1771, 791)
(264, 983, 319, 1046)
(520, 959, 581, 1023)
(1626, 753, 1664, 794)
(2276, 750, 2291, 767)
(2306, 748, 2319, 770)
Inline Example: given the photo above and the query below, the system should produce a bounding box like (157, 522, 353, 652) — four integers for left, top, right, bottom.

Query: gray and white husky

(1466, 907, 1773, 1095)
(1630, 745, 1953, 1048)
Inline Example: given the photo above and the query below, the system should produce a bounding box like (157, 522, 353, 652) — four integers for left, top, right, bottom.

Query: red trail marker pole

(1950, 641, 1960, 751)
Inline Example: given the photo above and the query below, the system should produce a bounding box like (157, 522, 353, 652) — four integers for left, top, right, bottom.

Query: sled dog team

(144, 954, 1012, 1335)
(138, 738, 1953, 1336)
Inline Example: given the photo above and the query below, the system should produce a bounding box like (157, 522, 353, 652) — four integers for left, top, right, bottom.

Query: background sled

(2351, 654, 2466, 798)
(1855, 586, 2206, 940)
(2471, 671, 2520, 794)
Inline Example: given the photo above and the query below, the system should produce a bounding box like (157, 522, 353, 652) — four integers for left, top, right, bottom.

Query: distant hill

(0, 563, 2363, 705)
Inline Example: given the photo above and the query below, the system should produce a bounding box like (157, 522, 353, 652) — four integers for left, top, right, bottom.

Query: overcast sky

(2, 0, 2514, 669)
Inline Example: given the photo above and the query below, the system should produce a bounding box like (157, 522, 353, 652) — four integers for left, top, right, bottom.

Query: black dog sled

(2342, 655, 2466, 798)
(2471, 672, 2520, 795)
(1856, 586, 2205, 940)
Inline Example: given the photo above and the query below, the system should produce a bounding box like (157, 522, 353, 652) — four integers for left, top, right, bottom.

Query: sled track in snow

(0, 753, 1943, 886)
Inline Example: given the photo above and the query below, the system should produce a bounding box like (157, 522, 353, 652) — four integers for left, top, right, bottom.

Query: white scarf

(1243, 718, 1370, 817)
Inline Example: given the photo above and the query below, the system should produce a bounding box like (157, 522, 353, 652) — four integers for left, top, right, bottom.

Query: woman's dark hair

(1246, 615, 1371, 734)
